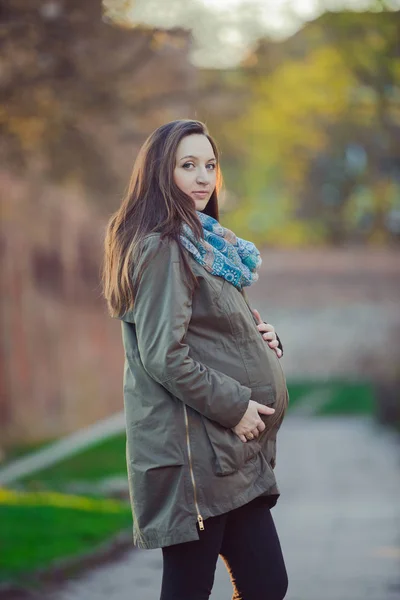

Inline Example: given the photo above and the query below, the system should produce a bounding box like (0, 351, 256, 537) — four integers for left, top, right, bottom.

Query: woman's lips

(192, 191, 209, 198)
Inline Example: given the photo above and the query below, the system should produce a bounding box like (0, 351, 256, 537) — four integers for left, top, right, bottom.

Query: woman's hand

(232, 400, 275, 443)
(251, 308, 282, 358)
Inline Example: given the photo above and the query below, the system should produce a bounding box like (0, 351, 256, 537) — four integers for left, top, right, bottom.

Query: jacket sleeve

(132, 236, 251, 429)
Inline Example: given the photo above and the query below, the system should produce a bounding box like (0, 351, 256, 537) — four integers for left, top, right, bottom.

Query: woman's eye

(181, 162, 216, 170)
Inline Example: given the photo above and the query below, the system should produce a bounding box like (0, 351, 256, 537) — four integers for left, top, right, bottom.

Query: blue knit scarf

(180, 211, 261, 290)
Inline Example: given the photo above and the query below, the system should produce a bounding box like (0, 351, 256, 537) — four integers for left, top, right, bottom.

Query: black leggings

(160, 497, 288, 600)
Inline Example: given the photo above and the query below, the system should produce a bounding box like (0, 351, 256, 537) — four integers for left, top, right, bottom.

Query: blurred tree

(0, 0, 196, 207)
(198, 10, 400, 246)
(318, 11, 400, 243)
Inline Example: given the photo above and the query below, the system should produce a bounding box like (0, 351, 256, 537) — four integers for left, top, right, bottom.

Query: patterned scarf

(180, 211, 262, 290)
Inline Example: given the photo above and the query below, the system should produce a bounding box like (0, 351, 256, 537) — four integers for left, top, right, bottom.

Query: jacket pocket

(202, 417, 261, 476)
(126, 398, 186, 470)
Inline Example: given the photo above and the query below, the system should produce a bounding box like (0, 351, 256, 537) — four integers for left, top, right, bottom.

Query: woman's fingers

(233, 430, 248, 443)
(258, 323, 277, 348)
(253, 318, 281, 353)
(245, 424, 266, 441)
(256, 403, 275, 416)
(268, 339, 279, 349)
(257, 420, 266, 433)
(263, 332, 276, 341)
(257, 322, 275, 333)
(232, 401, 275, 441)
(251, 308, 263, 325)
(235, 418, 267, 442)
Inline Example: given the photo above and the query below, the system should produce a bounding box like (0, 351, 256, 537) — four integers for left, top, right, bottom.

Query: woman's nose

(196, 168, 209, 184)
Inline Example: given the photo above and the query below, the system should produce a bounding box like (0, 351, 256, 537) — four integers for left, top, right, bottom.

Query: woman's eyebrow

(179, 155, 216, 161)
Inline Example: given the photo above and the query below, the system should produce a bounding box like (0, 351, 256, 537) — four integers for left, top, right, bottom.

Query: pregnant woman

(102, 119, 289, 600)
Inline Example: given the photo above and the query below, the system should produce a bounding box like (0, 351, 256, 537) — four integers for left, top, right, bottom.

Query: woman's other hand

(232, 400, 275, 443)
(251, 308, 282, 358)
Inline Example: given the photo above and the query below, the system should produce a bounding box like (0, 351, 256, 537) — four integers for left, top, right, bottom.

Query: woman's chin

(194, 200, 209, 211)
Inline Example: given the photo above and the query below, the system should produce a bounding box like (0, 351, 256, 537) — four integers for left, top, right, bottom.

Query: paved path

(46, 415, 400, 600)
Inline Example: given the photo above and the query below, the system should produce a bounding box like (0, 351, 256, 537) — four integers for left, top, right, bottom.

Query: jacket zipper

(183, 404, 205, 531)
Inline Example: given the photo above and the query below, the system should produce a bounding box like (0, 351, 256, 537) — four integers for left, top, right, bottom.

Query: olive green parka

(120, 234, 288, 549)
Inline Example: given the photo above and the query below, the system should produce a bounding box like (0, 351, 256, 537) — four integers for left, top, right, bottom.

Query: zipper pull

(197, 514, 205, 531)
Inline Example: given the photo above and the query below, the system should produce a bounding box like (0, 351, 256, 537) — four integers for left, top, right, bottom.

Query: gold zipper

(183, 404, 205, 531)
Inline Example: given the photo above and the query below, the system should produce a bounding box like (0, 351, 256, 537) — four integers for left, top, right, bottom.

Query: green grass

(286, 380, 376, 415)
(0, 494, 132, 584)
(19, 433, 127, 490)
(3, 439, 56, 465)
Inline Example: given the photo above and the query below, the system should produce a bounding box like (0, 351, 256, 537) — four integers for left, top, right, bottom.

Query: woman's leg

(160, 512, 227, 600)
(220, 498, 288, 600)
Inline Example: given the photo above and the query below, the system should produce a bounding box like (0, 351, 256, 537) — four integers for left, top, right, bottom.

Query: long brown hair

(102, 119, 222, 318)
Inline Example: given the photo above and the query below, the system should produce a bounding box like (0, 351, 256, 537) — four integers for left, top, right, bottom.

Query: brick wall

(0, 172, 124, 446)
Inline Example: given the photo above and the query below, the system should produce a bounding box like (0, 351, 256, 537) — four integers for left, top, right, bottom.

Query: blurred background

(0, 1, 399, 599)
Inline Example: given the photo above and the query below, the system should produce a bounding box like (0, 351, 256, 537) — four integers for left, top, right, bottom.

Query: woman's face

(174, 134, 217, 211)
